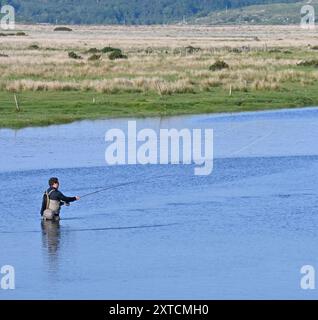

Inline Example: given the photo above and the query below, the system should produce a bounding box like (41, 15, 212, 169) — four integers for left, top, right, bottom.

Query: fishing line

(215, 114, 275, 157)
(80, 181, 137, 198)
(79, 173, 173, 199)
(229, 130, 273, 157)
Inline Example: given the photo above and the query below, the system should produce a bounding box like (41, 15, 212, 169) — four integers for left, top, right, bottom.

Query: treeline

(2, 0, 300, 24)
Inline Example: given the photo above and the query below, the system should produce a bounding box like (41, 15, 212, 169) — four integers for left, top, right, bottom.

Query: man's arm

(56, 191, 77, 203)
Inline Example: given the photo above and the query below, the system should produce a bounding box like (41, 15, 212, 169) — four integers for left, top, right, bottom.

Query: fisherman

(40, 177, 80, 221)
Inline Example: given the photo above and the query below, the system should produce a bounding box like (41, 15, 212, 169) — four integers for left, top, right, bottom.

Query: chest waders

(42, 190, 61, 221)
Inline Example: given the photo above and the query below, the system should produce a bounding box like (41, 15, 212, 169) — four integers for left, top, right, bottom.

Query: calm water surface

(1, 107, 318, 299)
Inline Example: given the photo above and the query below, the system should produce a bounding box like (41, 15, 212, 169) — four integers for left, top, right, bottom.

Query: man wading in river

(40, 177, 80, 221)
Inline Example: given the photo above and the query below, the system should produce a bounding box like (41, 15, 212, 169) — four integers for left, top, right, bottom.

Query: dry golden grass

(1, 24, 318, 95)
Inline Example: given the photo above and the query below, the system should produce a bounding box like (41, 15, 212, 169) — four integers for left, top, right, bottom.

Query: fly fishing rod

(80, 181, 137, 199)
(79, 174, 172, 199)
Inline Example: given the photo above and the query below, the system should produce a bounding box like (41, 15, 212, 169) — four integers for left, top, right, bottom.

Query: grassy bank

(1, 25, 318, 129)
(2, 83, 318, 128)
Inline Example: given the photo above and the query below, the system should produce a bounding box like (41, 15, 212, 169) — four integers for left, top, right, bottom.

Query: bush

(68, 51, 82, 59)
(269, 48, 281, 53)
(88, 54, 101, 61)
(297, 60, 318, 67)
(109, 50, 128, 60)
(101, 46, 121, 53)
(230, 48, 242, 53)
(145, 47, 153, 54)
(185, 45, 201, 54)
(28, 44, 40, 50)
(0, 32, 26, 36)
(54, 27, 72, 32)
(209, 60, 229, 71)
(86, 48, 100, 54)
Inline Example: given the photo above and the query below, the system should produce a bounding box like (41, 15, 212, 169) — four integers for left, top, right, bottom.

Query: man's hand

(76, 196, 80, 201)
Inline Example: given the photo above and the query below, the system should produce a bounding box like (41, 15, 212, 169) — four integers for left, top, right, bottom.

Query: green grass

(1, 83, 318, 129)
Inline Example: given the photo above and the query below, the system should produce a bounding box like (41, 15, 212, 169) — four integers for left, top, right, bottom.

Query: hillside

(1, 0, 301, 24)
(192, 1, 312, 25)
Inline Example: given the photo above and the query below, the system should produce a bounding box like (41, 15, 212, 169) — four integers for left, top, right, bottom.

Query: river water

(1, 107, 318, 299)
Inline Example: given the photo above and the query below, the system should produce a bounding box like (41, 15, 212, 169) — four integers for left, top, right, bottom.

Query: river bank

(1, 24, 318, 128)
(2, 83, 318, 128)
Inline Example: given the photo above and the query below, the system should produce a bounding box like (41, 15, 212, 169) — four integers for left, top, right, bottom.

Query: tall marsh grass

(1, 31, 317, 95)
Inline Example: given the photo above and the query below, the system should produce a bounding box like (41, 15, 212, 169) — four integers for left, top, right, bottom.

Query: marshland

(1, 24, 318, 128)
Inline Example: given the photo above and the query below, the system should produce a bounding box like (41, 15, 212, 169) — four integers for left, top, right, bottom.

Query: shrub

(28, 44, 40, 50)
(269, 48, 281, 53)
(145, 47, 153, 54)
(0, 32, 26, 36)
(88, 54, 101, 61)
(297, 60, 318, 67)
(54, 27, 72, 32)
(185, 45, 201, 54)
(230, 48, 242, 53)
(109, 50, 128, 60)
(209, 60, 229, 71)
(68, 51, 82, 59)
(101, 46, 121, 53)
(86, 48, 100, 54)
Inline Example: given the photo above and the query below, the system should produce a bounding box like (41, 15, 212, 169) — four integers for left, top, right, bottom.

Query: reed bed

(1, 24, 318, 96)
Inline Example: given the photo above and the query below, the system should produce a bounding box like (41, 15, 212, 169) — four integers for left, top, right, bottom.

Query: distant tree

(6, 0, 301, 25)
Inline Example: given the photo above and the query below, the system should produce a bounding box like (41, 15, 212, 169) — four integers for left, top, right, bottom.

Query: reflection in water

(41, 220, 61, 273)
